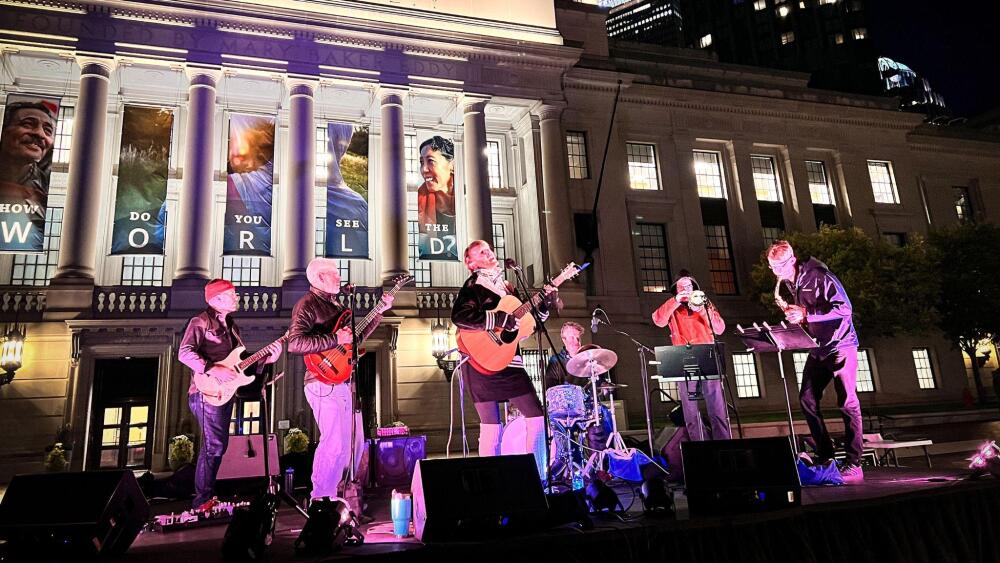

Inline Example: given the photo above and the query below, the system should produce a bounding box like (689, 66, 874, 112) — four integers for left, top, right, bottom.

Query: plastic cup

(390, 490, 412, 538)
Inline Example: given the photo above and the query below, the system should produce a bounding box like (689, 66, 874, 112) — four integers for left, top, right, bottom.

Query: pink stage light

(968, 440, 999, 470)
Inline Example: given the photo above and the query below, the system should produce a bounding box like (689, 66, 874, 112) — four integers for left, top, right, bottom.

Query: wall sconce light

(1, 323, 26, 386)
(430, 312, 459, 381)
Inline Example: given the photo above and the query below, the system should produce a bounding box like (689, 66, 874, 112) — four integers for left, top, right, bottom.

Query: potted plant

(169, 434, 195, 471)
(281, 428, 313, 486)
(43, 424, 73, 471)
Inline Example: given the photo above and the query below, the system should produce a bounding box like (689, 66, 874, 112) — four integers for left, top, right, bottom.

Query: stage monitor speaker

(681, 437, 801, 517)
(0, 469, 150, 557)
(411, 454, 547, 542)
(218, 434, 280, 480)
(374, 435, 426, 488)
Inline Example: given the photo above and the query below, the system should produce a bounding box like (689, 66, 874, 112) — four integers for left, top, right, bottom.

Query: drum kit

(545, 345, 630, 486)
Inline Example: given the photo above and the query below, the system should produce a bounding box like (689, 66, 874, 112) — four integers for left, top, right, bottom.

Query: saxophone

(774, 279, 790, 312)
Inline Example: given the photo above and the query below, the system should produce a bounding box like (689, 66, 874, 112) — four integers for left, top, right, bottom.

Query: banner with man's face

(416, 135, 458, 261)
(0, 93, 60, 253)
(111, 106, 173, 255)
(224, 113, 275, 256)
(324, 122, 370, 258)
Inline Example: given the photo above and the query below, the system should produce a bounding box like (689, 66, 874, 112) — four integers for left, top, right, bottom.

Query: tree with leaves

(750, 226, 939, 340)
(928, 223, 1000, 406)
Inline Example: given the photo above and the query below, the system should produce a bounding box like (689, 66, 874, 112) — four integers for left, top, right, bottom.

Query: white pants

(305, 380, 364, 499)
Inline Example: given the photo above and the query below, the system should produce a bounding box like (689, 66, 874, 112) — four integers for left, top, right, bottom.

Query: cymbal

(596, 383, 628, 391)
(565, 347, 618, 378)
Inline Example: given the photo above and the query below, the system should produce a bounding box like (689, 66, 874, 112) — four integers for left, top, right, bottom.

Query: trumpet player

(652, 274, 730, 442)
(767, 240, 863, 484)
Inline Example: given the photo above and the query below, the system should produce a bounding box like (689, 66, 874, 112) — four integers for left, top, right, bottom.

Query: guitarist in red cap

(288, 258, 393, 502)
(179, 278, 282, 511)
(452, 240, 558, 481)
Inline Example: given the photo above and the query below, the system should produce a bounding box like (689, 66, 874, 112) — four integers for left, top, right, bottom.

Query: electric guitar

(193, 333, 287, 407)
(304, 274, 412, 385)
(457, 262, 589, 374)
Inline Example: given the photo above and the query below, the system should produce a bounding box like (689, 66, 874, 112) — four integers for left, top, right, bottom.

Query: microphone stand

(509, 265, 562, 492)
(592, 310, 657, 458)
(700, 297, 744, 439)
(345, 284, 363, 505)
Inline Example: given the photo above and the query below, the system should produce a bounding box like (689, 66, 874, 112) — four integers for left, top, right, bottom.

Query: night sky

(868, 0, 1000, 118)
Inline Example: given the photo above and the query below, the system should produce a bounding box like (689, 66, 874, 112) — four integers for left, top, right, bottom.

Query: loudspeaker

(374, 435, 426, 488)
(410, 455, 547, 542)
(218, 434, 280, 480)
(681, 437, 801, 517)
(0, 470, 150, 557)
(659, 426, 689, 483)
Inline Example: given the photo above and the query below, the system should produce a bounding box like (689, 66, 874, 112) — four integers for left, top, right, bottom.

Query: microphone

(503, 258, 521, 271)
(591, 308, 600, 334)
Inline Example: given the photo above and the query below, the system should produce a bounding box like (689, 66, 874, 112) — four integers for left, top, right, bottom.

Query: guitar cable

(445, 353, 472, 458)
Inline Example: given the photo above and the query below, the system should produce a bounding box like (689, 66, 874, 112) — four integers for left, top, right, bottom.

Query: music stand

(735, 322, 818, 455)
(653, 344, 725, 385)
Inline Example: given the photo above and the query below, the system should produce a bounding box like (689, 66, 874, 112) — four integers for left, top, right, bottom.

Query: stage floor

(107, 465, 1000, 563)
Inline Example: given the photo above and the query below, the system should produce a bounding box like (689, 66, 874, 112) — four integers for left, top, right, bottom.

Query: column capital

(74, 54, 116, 78)
(460, 94, 491, 115)
(184, 64, 223, 87)
(377, 86, 409, 108)
(530, 101, 566, 122)
(286, 75, 319, 98)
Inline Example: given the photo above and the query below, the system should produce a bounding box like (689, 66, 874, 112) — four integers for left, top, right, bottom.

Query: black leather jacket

(287, 287, 381, 356)
(793, 257, 859, 358)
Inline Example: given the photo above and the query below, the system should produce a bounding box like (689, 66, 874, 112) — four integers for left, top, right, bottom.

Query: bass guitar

(193, 333, 287, 407)
(304, 274, 412, 385)
(457, 262, 588, 374)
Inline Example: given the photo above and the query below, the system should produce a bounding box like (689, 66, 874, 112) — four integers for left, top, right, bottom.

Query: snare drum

(546, 384, 585, 420)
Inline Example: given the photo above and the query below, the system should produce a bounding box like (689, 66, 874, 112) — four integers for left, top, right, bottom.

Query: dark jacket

(179, 308, 263, 395)
(451, 271, 549, 332)
(287, 287, 382, 381)
(793, 257, 859, 358)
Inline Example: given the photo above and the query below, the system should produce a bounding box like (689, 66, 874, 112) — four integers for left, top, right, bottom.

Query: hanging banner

(224, 113, 275, 256)
(0, 93, 60, 253)
(111, 106, 173, 255)
(324, 122, 370, 258)
(416, 135, 458, 261)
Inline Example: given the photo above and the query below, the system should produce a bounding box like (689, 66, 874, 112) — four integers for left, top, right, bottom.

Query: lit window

(792, 351, 809, 389)
(954, 186, 973, 223)
(834, 33, 845, 45)
(819, 0, 837, 4)
(857, 349, 876, 393)
(566, 131, 589, 179)
(633, 223, 671, 293)
(912, 348, 936, 389)
(486, 140, 503, 190)
(777, 4, 790, 17)
(11, 207, 62, 286)
(230, 400, 262, 436)
(867, 160, 899, 204)
(626, 143, 660, 190)
(699, 34, 713, 48)
(315, 125, 329, 180)
(704, 224, 738, 295)
(221, 256, 262, 287)
(733, 352, 761, 398)
(751, 155, 782, 201)
(53, 106, 75, 164)
(799, 1, 805, 7)
(405, 134, 421, 188)
(754, 0, 766, 10)
(121, 255, 164, 286)
(762, 227, 784, 247)
(781, 31, 795, 45)
(407, 219, 432, 287)
(852, 28, 867, 40)
(694, 151, 726, 199)
(805, 160, 835, 205)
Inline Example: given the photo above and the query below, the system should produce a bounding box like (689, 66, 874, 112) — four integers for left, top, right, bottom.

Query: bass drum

(499, 416, 558, 459)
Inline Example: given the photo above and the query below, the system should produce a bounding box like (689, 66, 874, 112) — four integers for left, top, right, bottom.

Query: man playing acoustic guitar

(179, 278, 282, 511)
(288, 258, 393, 501)
(452, 240, 558, 480)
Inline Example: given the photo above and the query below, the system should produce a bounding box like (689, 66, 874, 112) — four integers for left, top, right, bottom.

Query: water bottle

(572, 469, 585, 491)
(284, 467, 295, 494)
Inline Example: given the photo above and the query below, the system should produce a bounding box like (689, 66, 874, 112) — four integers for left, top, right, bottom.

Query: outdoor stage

(108, 466, 1000, 563)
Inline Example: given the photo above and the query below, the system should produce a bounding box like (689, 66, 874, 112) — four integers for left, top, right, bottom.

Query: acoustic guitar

(457, 262, 588, 374)
(304, 274, 412, 385)
(193, 333, 287, 407)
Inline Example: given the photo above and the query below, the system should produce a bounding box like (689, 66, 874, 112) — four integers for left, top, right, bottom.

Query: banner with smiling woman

(416, 135, 458, 261)
(0, 93, 60, 253)
(324, 122, 370, 258)
(224, 113, 275, 256)
(110, 105, 173, 255)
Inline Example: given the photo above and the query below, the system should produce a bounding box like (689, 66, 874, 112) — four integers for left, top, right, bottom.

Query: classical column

(51, 57, 116, 283)
(379, 88, 408, 282)
(282, 78, 317, 284)
(533, 102, 574, 273)
(462, 97, 493, 246)
(173, 67, 221, 282)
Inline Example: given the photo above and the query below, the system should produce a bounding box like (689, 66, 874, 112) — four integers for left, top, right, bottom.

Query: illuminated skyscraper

(606, 0, 684, 47)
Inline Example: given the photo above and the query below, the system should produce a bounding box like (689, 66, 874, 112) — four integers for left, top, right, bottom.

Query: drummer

(545, 321, 585, 388)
